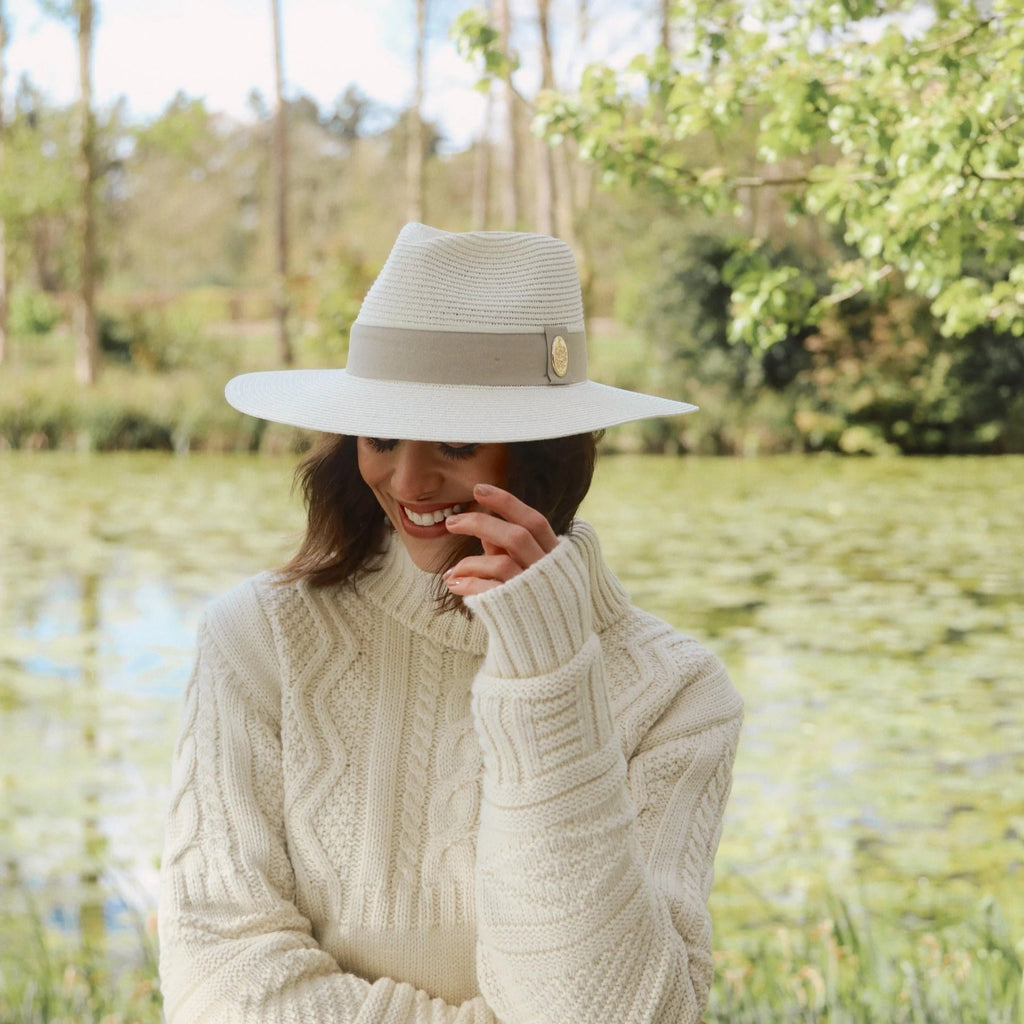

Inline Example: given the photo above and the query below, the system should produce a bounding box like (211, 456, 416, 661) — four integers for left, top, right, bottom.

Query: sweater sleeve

(158, 579, 496, 1024)
(464, 532, 743, 1024)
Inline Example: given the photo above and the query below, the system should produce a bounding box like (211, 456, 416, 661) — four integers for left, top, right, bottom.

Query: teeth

(404, 503, 465, 527)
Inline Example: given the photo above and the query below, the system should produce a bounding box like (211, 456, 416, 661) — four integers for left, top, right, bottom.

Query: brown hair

(278, 432, 600, 611)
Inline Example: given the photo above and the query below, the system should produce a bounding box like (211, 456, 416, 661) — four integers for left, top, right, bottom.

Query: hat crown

(224, 222, 696, 443)
(355, 223, 585, 334)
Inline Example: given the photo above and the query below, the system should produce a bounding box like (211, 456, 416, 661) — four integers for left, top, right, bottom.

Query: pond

(1, 451, 1022, 963)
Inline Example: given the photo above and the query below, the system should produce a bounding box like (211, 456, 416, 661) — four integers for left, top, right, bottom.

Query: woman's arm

(158, 581, 496, 1024)
(459, 520, 742, 1024)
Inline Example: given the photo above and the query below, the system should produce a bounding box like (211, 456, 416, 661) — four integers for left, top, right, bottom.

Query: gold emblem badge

(551, 335, 569, 377)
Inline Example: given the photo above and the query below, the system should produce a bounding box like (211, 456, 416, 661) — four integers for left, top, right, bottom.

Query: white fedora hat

(225, 222, 696, 443)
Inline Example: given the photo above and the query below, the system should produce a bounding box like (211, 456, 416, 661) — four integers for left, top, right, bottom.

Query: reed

(1, 893, 1018, 1022)
(707, 896, 1022, 1023)
(0, 889, 161, 1024)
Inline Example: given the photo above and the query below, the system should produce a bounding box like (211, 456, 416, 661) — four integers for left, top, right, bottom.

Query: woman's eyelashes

(439, 443, 479, 461)
(363, 438, 479, 461)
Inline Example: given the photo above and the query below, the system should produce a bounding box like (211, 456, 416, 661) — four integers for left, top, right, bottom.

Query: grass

(707, 896, 1023, 1023)
(0, 891, 161, 1024)
(1, 894, 1019, 1022)
(0, 315, 800, 455)
(0, 321, 315, 454)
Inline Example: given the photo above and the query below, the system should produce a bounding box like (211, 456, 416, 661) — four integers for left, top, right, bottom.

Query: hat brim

(225, 370, 696, 443)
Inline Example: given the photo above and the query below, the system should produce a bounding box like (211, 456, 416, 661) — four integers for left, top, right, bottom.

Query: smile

(401, 503, 466, 527)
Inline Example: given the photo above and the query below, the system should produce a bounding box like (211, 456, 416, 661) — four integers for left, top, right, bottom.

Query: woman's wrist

(465, 535, 591, 679)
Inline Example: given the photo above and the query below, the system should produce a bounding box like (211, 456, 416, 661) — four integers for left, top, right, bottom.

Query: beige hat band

(346, 323, 587, 387)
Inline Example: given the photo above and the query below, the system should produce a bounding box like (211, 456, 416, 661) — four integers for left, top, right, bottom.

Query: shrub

(9, 290, 63, 336)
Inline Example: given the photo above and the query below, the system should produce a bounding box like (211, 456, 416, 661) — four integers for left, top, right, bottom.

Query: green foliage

(615, 221, 817, 452)
(723, 244, 822, 350)
(608, 197, 1024, 453)
(324, 84, 381, 141)
(796, 292, 1024, 454)
(537, 0, 1024, 343)
(2, 5, 1019, 454)
(9, 290, 64, 336)
(0, 98, 79, 288)
(98, 299, 222, 372)
(453, 7, 520, 90)
(132, 92, 218, 164)
(0, 354, 304, 453)
(301, 250, 377, 365)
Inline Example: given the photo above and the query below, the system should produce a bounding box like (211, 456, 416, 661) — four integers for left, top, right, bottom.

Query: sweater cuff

(463, 535, 593, 679)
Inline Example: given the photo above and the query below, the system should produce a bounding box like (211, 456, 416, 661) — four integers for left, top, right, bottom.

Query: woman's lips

(397, 501, 467, 536)
(401, 502, 466, 527)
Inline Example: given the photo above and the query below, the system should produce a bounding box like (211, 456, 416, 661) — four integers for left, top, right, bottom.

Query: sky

(5, 0, 656, 150)
(4, 0, 489, 147)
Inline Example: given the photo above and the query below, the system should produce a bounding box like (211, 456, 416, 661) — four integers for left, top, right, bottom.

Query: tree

(458, 0, 497, 229)
(72, 0, 99, 384)
(325, 84, 377, 144)
(37, 0, 100, 383)
(536, 0, 1024, 346)
(534, 0, 556, 234)
(117, 94, 243, 287)
(494, 0, 520, 227)
(270, 0, 293, 365)
(453, 1, 618, 316)
(471, 85, 493, 229)
(0, 81, 78, 294)
(407, 0, 427, 223)
(0, 0, 9, 366)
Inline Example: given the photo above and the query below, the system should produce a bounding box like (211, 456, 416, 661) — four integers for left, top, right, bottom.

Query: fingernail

(446, 576, 465, 588)
(474, 483, 494, 495)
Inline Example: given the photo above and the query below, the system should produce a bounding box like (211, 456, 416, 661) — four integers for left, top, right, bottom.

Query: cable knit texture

(158, 520, 743, 1023)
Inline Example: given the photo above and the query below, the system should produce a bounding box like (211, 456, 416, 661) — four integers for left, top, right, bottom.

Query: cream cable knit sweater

(158, 520, 742, 1024)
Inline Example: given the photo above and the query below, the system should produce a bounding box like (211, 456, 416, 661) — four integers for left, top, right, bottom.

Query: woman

(158, 223, 743, 1023)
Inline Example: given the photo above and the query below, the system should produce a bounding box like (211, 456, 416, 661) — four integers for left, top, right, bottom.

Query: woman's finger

(470, 484, 559, 553)
(444, 511, 547, 569)
(444, 574, 504, 597)
(444, 553, 521, 584)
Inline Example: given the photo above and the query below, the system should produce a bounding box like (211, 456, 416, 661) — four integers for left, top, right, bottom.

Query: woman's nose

(391, 442, 442, 499)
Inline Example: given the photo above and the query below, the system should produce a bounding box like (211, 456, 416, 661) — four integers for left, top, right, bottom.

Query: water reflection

(1, 452, 1022, 954)
(18, 568, 196, 698)
(1, 453, 302, 955)
(580, 453, 1024, 931)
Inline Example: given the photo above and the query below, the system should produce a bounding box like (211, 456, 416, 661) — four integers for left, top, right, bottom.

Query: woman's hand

(442, 483, 559, 596)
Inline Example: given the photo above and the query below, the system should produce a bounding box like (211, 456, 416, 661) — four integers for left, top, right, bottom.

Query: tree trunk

(406, 0, 427, 223)
(577, 0, 590, 49)
(471, 88, 493, 230)
(271, 0, 293, 366)
(494, 0, 519, 228)
(0, 0, 9, 367)
(74, 0, 99, 386)
(562, 0, 596, 334)
(534, 0, 556, 235)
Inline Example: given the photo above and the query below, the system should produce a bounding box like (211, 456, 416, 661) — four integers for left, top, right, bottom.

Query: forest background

(1, 0, 1022, 458)
(1, 2, 1023, 1021)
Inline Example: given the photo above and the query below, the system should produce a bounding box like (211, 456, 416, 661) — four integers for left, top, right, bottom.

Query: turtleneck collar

(352, 519, 631, 655)
(354, 529, 489, 655)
